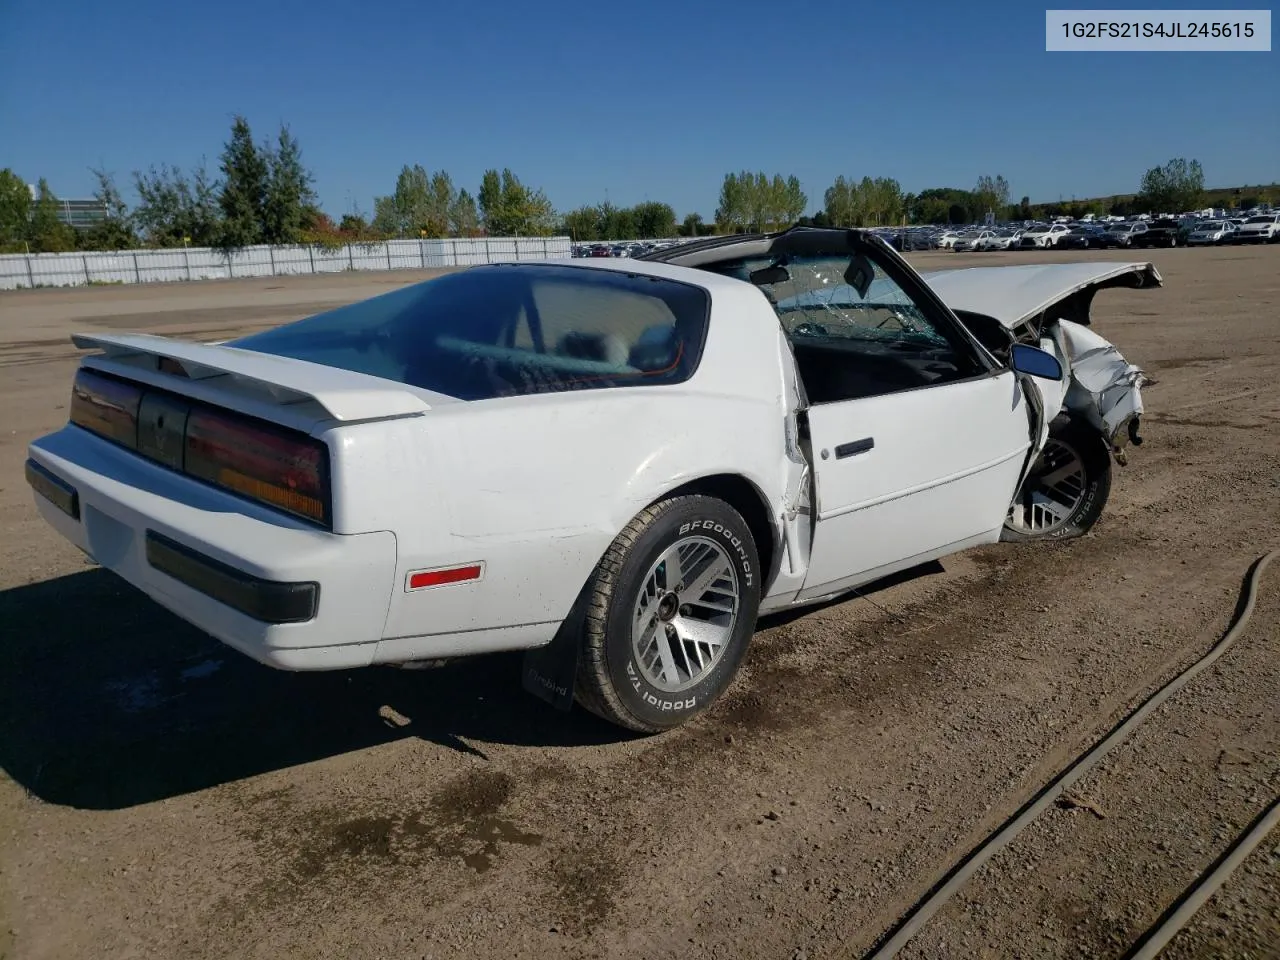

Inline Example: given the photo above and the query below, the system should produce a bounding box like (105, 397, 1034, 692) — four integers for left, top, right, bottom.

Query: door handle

(834, 437, 875, 459)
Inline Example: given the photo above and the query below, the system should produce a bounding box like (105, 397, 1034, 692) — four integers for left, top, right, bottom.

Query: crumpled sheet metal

(1054, 318, 1147, 447)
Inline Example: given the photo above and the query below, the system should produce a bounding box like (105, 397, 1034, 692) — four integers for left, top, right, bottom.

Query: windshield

(1246, 215, 1276, 223)
(705, 254, 951, 350)
(1198, 221, 1224, 230)
(233, 264, 710, 401)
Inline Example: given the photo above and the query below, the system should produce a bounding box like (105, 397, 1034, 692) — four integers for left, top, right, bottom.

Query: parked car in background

(953, 230, 996, 252)
(1234, 213, 1280, 243)
(1018, 223, 1071, 249)
(976, 229, 1019, 251)
(935, 230, 963, 249)
(1187, 220, 1236, 245)
(1058, 225, 1108, 250)
(1097, 222, 1149, 248)
(1132, 219, 1184, 248)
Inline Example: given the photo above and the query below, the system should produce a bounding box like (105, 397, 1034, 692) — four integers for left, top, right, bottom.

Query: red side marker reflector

(407, 564, 484, 591)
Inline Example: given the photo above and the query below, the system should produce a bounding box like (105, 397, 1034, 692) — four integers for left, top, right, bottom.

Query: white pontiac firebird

(25, 228, 1159, 732)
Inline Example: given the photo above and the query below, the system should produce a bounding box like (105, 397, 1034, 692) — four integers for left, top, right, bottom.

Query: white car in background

(1233, 213, 1280, 243)
(976, 230, 1020, 251)
(1017, 223, 1071, 249)
(1187, 220, 1236, 245)
(26, 228, 1159, 733)
(952, 230, 995, 252)
(935, 230, 963, 249)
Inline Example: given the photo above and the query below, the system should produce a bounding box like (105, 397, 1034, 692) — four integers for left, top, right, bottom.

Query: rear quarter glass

(231, 264, 712, 401)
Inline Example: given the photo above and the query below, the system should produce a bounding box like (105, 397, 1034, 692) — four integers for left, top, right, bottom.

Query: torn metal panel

(1053, 318, 1148, 457)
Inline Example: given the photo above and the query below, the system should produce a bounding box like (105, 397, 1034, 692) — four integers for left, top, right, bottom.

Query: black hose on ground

(865, 549, 1278, 960)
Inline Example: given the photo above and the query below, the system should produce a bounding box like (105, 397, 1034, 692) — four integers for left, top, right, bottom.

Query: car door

(789, 253, 1033, 602)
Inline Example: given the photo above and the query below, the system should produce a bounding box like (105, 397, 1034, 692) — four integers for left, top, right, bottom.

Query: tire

(575, 495, 762, 732)
(1169, 235, 1177, 248)
(1001, 417, 1112, 542)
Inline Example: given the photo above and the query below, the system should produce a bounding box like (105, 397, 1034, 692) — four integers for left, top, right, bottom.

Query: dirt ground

(1, 247, 1277, 960)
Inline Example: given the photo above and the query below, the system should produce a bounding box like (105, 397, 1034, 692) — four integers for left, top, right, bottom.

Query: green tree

(133, 160, 222, 247)
(868, 177, 904, 225)
(910, 187, 977, 224)
(133, 165, 188, 246)
(797, 210, 833, 228)
(477, 168, 555, 235)
(448, 188, 480, 237)
(82, 167, 136, 250)
(1137, 158, 1205, 214)
(632, 201, 677, 238)
(262, 124, 317, 244)
(824, 175, 902, 226)
(477, 169, 503, 233)
(217, 115, 269, 248)
(824, 175, 855, 226)
(746, 171, 763, 228)
(718, 171, 804, 232)
(783, 175, 807, 225)
(715, 172, 748, 233)
(973, 174, 1011, 221)
(0, 169, 32, 251)
(424, 170, 455, 237)
(28, 179, 76, 252)
(373, 164, 430, 237)
(562, 205, 600, 241)
(338, 213, 369, 236)
(678, 212, 704, 237)
(188, 160, 223, 246)
(598, 201, 636, 240)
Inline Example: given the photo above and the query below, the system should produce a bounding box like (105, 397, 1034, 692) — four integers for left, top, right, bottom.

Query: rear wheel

(1002, 418, 1112, 542)
(575, 495, 761, 733)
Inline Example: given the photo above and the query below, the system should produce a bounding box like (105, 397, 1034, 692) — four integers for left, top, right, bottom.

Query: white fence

(0, 236, 573, 290)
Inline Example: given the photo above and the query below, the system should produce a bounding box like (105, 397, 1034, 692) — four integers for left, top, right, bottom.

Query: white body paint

(27, 257, 1157, 670)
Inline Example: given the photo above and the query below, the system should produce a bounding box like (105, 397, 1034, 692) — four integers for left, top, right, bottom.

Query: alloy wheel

(631, 536, 740, 692)
(1007, 438, 1088, 534)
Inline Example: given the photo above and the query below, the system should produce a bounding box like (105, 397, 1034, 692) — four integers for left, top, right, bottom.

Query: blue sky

(2, 0, 1275, 218)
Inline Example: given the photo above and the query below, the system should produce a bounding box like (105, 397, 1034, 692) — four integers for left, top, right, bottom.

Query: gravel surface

(1, 246, 1277, 959)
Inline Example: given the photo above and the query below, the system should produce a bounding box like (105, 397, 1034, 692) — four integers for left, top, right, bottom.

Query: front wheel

(1002, 418, 1112, 542)
(575, 495, 761, 732)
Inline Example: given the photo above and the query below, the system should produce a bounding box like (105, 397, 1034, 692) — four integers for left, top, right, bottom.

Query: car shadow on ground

(0, 568, 630, 811)
(1, 561, 947, 811)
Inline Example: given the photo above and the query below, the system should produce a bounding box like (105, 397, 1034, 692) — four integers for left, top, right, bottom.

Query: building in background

(26, 183, 109, 230)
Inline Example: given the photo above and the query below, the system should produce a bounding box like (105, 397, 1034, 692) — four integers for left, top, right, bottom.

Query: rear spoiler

(72, 332, 438, 423)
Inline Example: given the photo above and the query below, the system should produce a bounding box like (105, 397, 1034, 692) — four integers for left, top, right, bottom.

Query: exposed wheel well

(658, 474, 778, 589)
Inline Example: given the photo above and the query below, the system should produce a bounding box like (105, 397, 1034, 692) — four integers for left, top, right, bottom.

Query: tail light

(185, 409, 329, 524)
(67, 367, 330, 526)
(70, 369, 143, 448)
